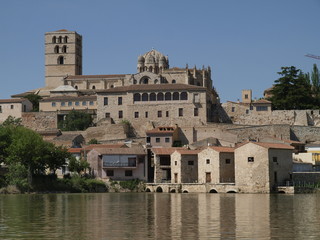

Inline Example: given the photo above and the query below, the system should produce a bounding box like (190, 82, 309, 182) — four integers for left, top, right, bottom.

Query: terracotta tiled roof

(151, 147, 186, 155)
(146, 126, 176, 134)
(96, 84, 206, 94)
(94, 147, 146, 155)
(57, 29, 69, 32)
(209, 146, 235, 153)
(253, 99, 271, 104)
(66, 74, 126, 80)
(68, 148, 83, 153)
(84, 144, 127, 151)
(40, 96, 96, 102)
(175, 149, 201, 155)
(0, 98, 28, 103)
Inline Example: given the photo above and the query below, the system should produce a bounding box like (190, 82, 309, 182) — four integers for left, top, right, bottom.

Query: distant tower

(242, 89, 252, 103)
(45, 29, 82, 88)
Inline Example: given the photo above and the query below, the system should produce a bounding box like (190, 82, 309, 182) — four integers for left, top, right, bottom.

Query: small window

(104, 97, 108, 105)
(246, 109, 249, 114)
(250, 105, 253, 110)
(92, 85, 96, 90)
(232, 107, 235, 112)
(61, 102, 66, 106)
(58, 56, 64, 64)
(89, 101, 94, 106)
(105, 113, 110, 118)
(75, 102, 79, 106)
(193, 93, 200, 103)
(166, 111, 169, 117)
(172, 79, 176, 84)
(165, 138, 170, 143)
(106, 170, 114, 176)
(68, 102, 72, 106)
(74, 85, 78, 90)
(194, 108, 199, 116)
(62, 45, 67, 53)
(134, 112, 139, 118)
(119, 111, 123, 119)
(51, 102, 56, 107)
(64, 36, 68, 43)
(179, 108, 183, 117)
(118, 97, 122, 105)
(248, 157, 254, 162)
(0, 106, 2, 113)
(175, 161, 177, 165)
(206, 159, 210, 164)
(226, 159, 231, 164)
(82, 101, 87, 106)
(188, 161, 194, 166)
(10, 105, 14, 109)
(256, 106, 268, 111)
(145, 112, 148, 118)
(158, 111, 162, 118)
(245, 94, 248, 99)
(125, 170, 133, 177)
(273, 157, 278, 163)
(156, 138, 160, 143)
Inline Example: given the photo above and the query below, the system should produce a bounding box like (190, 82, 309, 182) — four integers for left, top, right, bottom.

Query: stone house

(87, 147, 147, 181)
(235, 141, 294, 193)
(146, 126, 179, 148)
(197, 146, 235, 184)
(0, 98, 33, 123)
(170, 149, 200, 183)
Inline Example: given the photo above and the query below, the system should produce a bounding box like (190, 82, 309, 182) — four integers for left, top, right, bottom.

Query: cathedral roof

(142, 49, 168, 64)
(65, 74, 126, 80)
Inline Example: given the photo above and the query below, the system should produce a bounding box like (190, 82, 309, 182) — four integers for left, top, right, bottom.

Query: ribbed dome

(138, 55, 145, 63)
(146, 55, 155, 64)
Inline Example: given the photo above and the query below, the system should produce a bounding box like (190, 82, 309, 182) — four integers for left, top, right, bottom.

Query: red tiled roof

(0, 98, 28, 104)
(96, 84, 206, 94)
(84, 144, 127, 151)
(151, 147, 186, 155)
(94, 147, 146, 155)
(175, 149, 201, 155)
(66, 74, 126, 80)
(236, 141, 294, 150)
(253, 99, 271, 104)
(68, 148, 83, 153)
(209, 146, 235, 153)
(57, 29, 69, 32)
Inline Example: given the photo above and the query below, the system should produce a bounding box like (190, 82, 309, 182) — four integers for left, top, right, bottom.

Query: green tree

(311, 64, 320, 104)
(2, 116, 22, 126)
(269, 66, 315, 110)
(88, 138, 99, 144)
(60, 110, 93, 131)
(68, 157, 90, 175)
(43, 143, 70, 174)
(24, 94, 42, 112)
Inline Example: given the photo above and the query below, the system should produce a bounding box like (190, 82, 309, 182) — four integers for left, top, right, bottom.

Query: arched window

(173, 92, 179, 100)
(154, 79, 158, 84)
(172, 79, 176, 84)
(54, 46, 59, 53)
(74, 85, 78, 90)
(181, 92, 188, 100)
(110, 85, 114, 88)
(134, 93, 141, 102)
(165, 92, 171, 101)
(52, 36, 57, 43)
(62, 45, 67, 53)
(150, 93, 156, 101)
(157, 92, 164, 101)
(64, 36, 68, 43)
(197, 82, 201, 86)
(142, 93, 148, 101)
(92, 85, 96, 89)
(149, 66, 153, 72)
(58, 36, 62, 43)
(141, 77, 149, 84)
(58, 56, 64, 65)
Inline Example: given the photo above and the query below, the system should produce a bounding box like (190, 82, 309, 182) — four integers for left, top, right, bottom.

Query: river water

(0, 193, 320, 239)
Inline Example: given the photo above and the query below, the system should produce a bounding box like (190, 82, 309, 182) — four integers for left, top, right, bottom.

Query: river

(0, 193, 320, 239)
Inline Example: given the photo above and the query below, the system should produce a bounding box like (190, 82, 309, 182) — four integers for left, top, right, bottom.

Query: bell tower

(45, 29, 82, 88)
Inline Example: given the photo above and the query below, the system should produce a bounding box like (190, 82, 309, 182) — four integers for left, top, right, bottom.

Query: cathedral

(22, 29, 220, 125)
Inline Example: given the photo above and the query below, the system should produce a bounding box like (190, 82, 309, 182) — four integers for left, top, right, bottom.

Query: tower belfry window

(62, 45, 67, 53)
(58, 56, 64, 65)
(64, 36, 68, 43)
(54, 46, 59, 53)
(52, 36, 57, 43)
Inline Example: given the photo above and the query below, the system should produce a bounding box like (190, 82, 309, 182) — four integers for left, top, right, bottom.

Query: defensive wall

(22, 112, 57, 131)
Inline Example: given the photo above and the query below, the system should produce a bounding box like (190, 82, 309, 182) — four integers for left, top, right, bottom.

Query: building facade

(0, 99, 32, 123)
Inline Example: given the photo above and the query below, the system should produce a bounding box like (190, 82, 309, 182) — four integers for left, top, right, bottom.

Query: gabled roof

(175, 149, 201, 155)
(84, 143, 127, 151)
(0, 98, 29, 104)
(68, 148, 83, 153)
(94, 147, 146, 155)
(209, 146, 235, 153)
(236, 141, 294, 150)
(151, 147, 186, 155)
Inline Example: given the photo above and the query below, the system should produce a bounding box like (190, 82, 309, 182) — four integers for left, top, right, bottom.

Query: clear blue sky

(1, 0, 319, 102)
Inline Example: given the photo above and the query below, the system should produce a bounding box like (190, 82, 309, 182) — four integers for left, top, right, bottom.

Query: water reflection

(1, 193, 320, 239)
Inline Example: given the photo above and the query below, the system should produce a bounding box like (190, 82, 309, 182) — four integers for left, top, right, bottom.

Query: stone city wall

(22, 112, 57, 131)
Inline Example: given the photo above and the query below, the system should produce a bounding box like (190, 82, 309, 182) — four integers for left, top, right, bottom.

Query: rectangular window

(89, 101, 94, 106)
(118, 97, 122, 105)
(145, 112, 148, 118)
(226, 159, 231, 164)
(105, 112, 110, 118)
(206, 159, 210, 164)
(104, 97, 108, 106)
(165, 138, 170, 143)
(273, 157, 278, 163)
(246, 109, 249, 114)
(256, 106, 268, 111)
(158, 111, 162, 118)
(245, 94, 248, 99)
(188, 161, 194, 166)
(118, 111, 123, 119)
(194, 108, 199, 116)
(82, 101, 87, 106)
(10, 105, 14, 109)
(68, 101, 72, 106)
(250, 105, 253, 110)
(134, 112, 139, 118)
(0, 106, 2, 113)
(232, 107, 235, 112)
(125, 170, 133, 177)
(175, 161, 177, 166)
(61, 102, 66, 106)
(106, 170, 114, 176)
(51, 102, 56, 107)
(166, 111, 169, 117)
(75, 101, 79, 106)
(248, 157, 254, 162)
(193, 93, 200, 103)
(156, 138, 160, 143)
(179, 108, 183, 117)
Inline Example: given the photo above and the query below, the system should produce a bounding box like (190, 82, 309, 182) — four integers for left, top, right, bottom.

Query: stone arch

(142, 93, 148, 101)
(165, 92, 171, 101)
(52, 36, 57, 43)
(145, 188, 151, 192)
(150, 92, 156, 101)
(140, 77, 149, 84)
(74, 85, 78, 90)
(173, 92, 179, 100)
(64, 36, 68, 43)
(149, 66, 153, 72)
(227, 190, 237, 193)
(182, 190, 189, 193)
(209, 189, 218, 193)
(92, 85, 96, 90)
(278, 190, 286, 194)
(170, 189, 176, 193)
(172, 79, 176, 84)
(134, 93, 141, 102)
(157, 92, 164, 101)
(62, 45, 67, 53)
(54, 45, 59, 53)
(181, 92, 188, 100)
(156, 187, 163, 193)
(58, 36, 62, 43)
